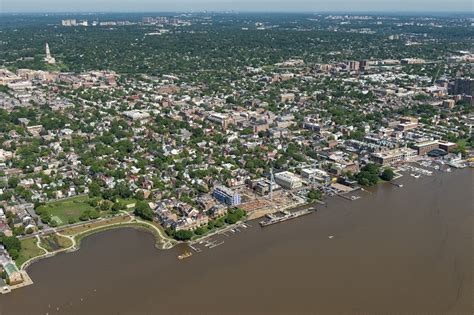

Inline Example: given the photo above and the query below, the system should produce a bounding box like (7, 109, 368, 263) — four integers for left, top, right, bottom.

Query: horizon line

(0, 10, 472, 15)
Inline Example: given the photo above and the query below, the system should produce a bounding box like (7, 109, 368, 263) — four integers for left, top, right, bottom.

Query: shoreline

(7, 167, 471, 294)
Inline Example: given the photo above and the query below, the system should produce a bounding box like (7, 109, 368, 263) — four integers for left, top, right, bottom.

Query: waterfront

(0, 169, 472, 314)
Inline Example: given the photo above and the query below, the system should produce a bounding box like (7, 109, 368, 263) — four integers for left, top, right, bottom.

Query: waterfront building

(301, 168, 330, 183)
(438, 141, 457, 153)
(2, 262, 23, 285)
(274, 171, 303, 190)
(413, 140, 439, 156)
(212, 185, 241, 206)
(370, 148, 417, 166)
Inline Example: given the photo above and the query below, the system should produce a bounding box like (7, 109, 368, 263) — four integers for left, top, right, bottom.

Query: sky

(0, 0, 472, 13)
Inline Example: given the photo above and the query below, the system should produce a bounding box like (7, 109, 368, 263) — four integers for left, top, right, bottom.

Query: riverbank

(1, 168, 470, 314)
(5, 164, 470, 295)
(12, 215, 177, 278)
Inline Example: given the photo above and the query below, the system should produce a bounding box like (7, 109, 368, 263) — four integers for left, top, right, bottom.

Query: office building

(62, 19, 77, 26)
(274, 171, 303, 190)
(370, 148, 417, 166)
(413, 140, 439, 156)
(450, 78, 474, 96)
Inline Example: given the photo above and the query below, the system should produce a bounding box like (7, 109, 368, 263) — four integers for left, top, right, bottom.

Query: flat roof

(413, 140, 438, 147)
(371, 148, 417, 159)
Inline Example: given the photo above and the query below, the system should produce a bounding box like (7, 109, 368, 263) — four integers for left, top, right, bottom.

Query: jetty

(259, 208, 316, 227)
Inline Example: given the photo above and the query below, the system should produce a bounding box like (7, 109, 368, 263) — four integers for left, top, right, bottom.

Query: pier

(259, 208, 316, 227)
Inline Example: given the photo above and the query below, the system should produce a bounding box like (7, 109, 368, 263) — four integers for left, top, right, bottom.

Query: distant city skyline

(1, 0, 472, 13)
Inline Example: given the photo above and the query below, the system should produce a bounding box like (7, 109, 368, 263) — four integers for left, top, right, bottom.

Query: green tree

(174, 230, 194, 241)
(380, 168, 395, 181)
(134, 201, 154, 221)
(7, 177, 19, 189)
(308, 190, 323, 200)
(356, 164, 380, 186)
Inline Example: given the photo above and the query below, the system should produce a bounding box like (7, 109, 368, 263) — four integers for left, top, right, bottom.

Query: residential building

(212, 185, 241, 206)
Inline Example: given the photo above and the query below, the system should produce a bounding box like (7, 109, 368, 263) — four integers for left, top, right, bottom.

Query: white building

(62, 19, 77, 26)
(274, 171, 303, 190)
(122, 110, 150, 121)
(301, 168, 329, 182)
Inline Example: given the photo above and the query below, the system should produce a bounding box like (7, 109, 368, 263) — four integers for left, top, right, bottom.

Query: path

(35, 235, 49, 254)
(19, 215, 176, 271)
(133, 218, 176, 249)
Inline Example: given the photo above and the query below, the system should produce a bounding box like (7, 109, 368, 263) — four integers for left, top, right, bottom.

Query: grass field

(40, 234, 74, 252)
(61, 216, 131, 236)
(36, 195, 95, 225)
(16, 238, 45, 269)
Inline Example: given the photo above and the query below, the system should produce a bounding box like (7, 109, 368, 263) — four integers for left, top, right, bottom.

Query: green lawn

(16, 238, 44, 269)
(40, 234, 73, 251)
(36, 195, 95, 226)
(116, 198, 137, 212)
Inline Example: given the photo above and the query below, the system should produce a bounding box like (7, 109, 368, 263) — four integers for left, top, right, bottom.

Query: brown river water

(0, 169, 472, 314)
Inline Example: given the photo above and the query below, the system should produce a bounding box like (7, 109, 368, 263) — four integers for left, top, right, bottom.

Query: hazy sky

(1, 0, 471, 13)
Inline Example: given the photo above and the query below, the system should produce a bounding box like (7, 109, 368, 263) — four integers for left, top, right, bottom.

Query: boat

(178, 251, 193, 260)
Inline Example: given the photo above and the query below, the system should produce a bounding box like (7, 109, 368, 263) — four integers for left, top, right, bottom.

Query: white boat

(178, 251, 192, 260)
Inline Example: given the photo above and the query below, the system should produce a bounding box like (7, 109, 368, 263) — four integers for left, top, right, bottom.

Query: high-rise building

(450, 78, 474, 96)
(62, 19, 77, 26)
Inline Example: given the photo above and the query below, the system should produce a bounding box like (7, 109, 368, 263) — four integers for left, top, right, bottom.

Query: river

(0, 169, 472, 314)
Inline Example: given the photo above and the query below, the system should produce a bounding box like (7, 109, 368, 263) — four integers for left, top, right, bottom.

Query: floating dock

(259, 208, 316, 227)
